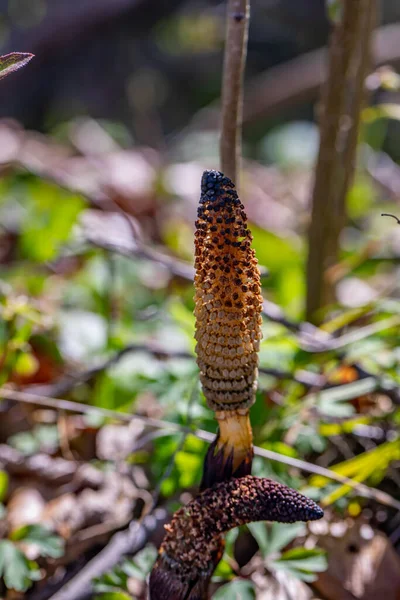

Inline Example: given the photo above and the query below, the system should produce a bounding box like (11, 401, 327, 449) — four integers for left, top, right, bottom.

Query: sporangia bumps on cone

(194, 170, 263, 412)
(149, 476, 323, 599)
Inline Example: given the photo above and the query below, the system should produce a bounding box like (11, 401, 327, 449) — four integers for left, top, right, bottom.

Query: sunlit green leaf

(0, 470, 8, 502)
(249, 522, 305, 558)
(95, 592, 132, 600)
(0, 540, 41, 591)
(11, 524, 64, 559)
(19, 182, 85, 262)
(272, 547, 327, 581)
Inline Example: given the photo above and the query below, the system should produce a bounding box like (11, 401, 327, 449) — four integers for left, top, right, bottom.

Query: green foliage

(246, 522, 327, 583)
(0, 540, 41, 592)
(93, 546, 157, 598)
(0, 470, 8, 502)
(326, 0, 342, 23)
(0, 526, 63, 592)
(248, 522, 306, 558)
(212, 579, 256, 599)
(10, 525, 64, 558)
(95, 593, 132, 600)
(310, 439, 400, 505)
(272, 547, 327, 582)
(19, 180, 85, 262)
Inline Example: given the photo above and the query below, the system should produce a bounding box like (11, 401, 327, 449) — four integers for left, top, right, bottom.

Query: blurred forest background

(0, 0, 400, 598)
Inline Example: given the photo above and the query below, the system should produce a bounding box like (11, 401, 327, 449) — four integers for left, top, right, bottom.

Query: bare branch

(306, 0, 377, 321)
(220, 0, 250, 185)
(47, 510, 167, 600)
(2, 387, 400, 512)
(381, 213, 400, 224)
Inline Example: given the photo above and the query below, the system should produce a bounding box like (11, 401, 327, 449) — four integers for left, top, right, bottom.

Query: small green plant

(93, 545, 157, 599)
(0, 524, 64, 592)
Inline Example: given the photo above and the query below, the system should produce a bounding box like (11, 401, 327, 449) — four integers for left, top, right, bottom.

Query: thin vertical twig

(306, 0, 377, 322)
(219, 0, 250, 186)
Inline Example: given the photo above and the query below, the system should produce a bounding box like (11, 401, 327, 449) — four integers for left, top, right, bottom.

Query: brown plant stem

(220, 0, 250, 185)
(149, 476, 323, 600)
(200, 409, 253, 489)
(306, 1, 376, 321)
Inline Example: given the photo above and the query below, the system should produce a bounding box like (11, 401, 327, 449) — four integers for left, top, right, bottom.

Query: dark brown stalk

(149, 475, 323, 600)
(220, 0, 250, 185)
(194, 170, 262, 487)
(306, 0, 376, 321)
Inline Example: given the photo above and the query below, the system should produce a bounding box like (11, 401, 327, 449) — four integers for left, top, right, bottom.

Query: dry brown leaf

(310, 517, 400, 600)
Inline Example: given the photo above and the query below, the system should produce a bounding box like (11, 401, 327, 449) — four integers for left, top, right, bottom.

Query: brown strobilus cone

(149, 475, 324, 599)
(194, 170, 263, 489)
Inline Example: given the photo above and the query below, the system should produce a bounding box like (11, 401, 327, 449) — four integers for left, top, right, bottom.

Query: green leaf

(310, 439, 400, 503)
(277, 547, 327, 571)
(213, 557, 234, 580)
(175, 449, 203, 488)
(363, 103, 400, 124)
(120, 546, 157, 581)
(168, 298, 196, 352)
(247, 523, 270, 557)
(326, 0, 342, 23)
(320, 440, 400, 504)
(0, 470, 8, 502)
(19, 181, 85, 262)
(347, 178, 375, 221)
(212, 579, 256, 599)
(271, 547, 328, 581)
(0, 53, 34, 80)
(95, 593, 132, 600)
(0, 540, 40, 592)
(252, 522, 306, 557)
(251, 226, 302, 276)
(13, 351, 38, 377)
(11, 524, 64, 558)
(223, 528, 239, 558)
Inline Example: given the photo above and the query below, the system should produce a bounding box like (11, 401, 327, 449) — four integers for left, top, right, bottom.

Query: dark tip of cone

(296, 492, 324, 521)
(201, 170, 233, 194)
(281, 492, 324, 523)
(307, 503, 324, 521)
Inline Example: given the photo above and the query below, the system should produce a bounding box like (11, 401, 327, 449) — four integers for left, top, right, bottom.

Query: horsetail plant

(149, 475, 323, 599)
(149, 171, 323, 599)
(194, 170, 263, 488)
